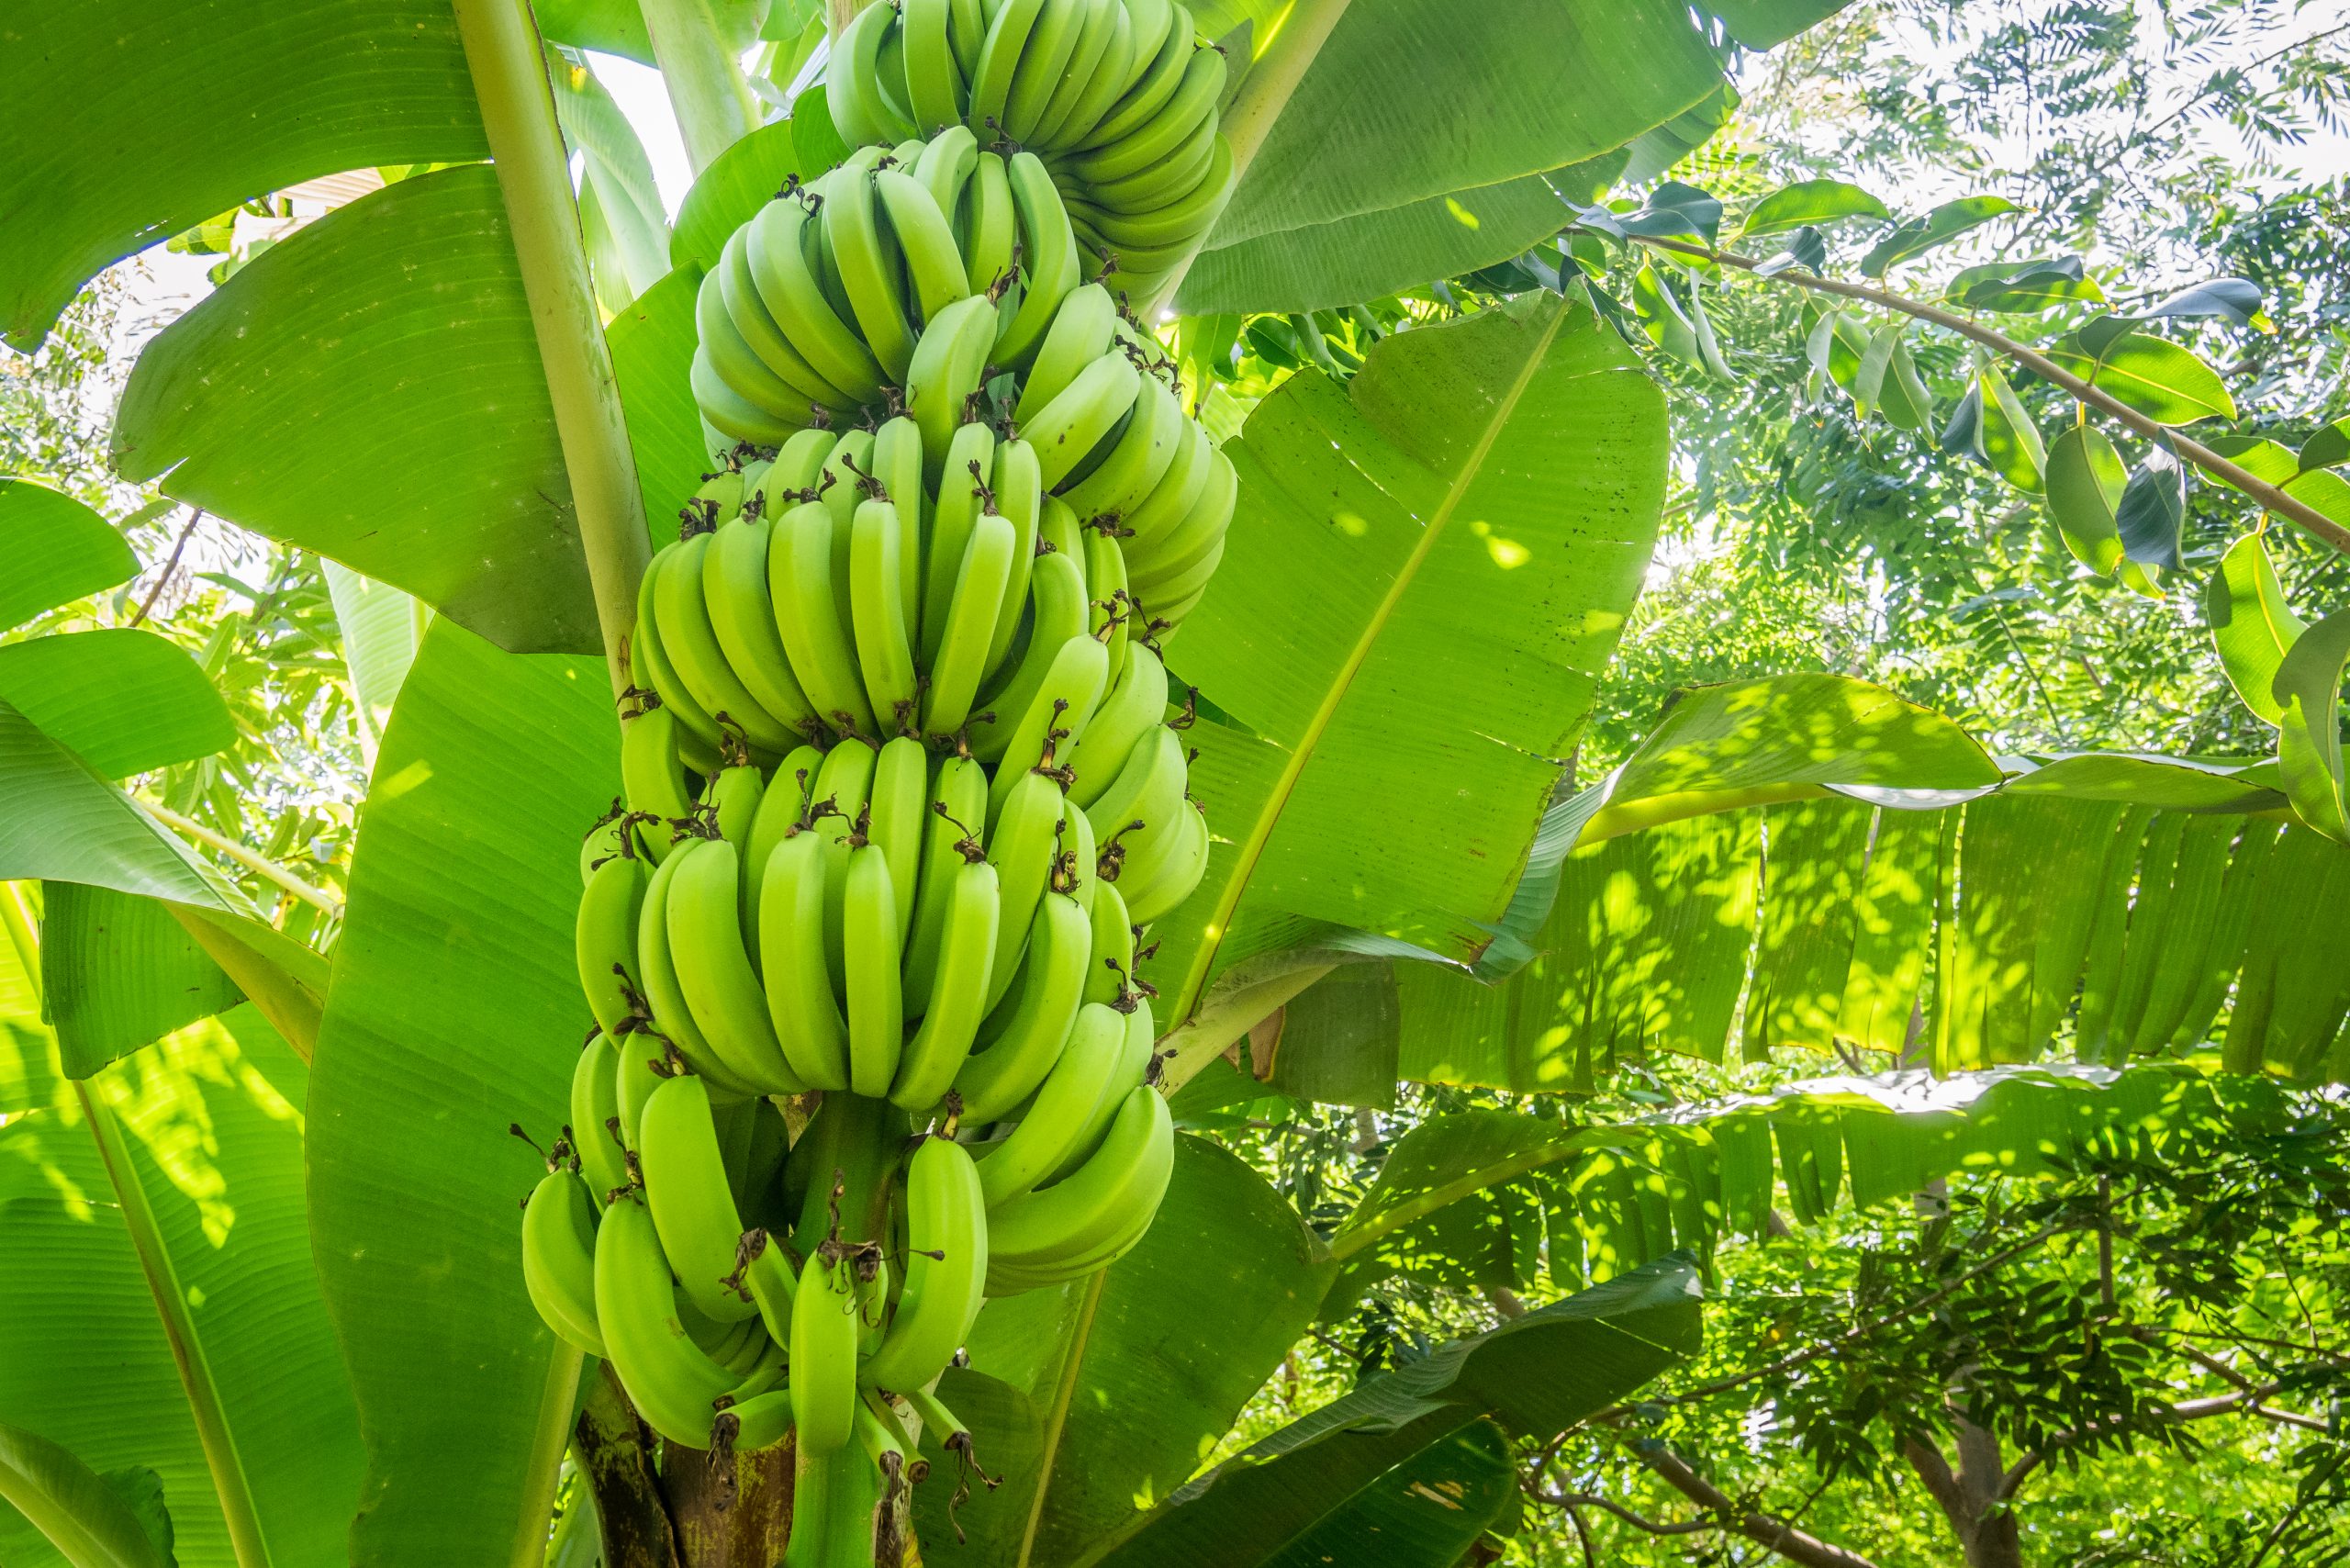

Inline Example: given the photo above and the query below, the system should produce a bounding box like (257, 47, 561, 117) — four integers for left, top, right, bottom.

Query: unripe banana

(1037, 489, 1090, 564)
(733, 1226, 800, 1350)
(961, 151, 1019, 295)
(572, 1032, 632, 1197)
(848, 498, 921, 732)
(912, 122, 979, 223)
(580, 807, 631, 886)
(620, 704, 694, 863)
(1130, 537, 1225, 628)
(985, 1084, 1174, 1278)
(768, 499, 878, 737)
(867, 735, 932, 944)
(997, 151, 1083, 367)
(577, 848, 650, 1036)
(811, 738, 879, 991)
(968, 551, 1090, 765)
(704, 516, 822, 745)
(1069, 44, 1224, 185)
(744, 195, 888, 405)
(975, 1002, 1129, 1203)
(1121, 796, 1209, 925)
(1065, 639, 1169, 807)
(1060, 788, 1099, 912)
(1081, 5, 1192, 151)
(860, 1135, 988, 1391)
(655, 531, 804, 754)
(1002, 0, 1086, 140)
(903, 755, 990, 1002)
(874, 168, 970, 328)
(828, 0, 910, 146)
(901, 0, 968, 134)
(697, 263, 812, 417)
(1030, 0, 1125, 149)
(613, 1030, 667, 1147)
(903, 294, 999, 470)
(1086, 722, 1185, 856)
(1084, 876, 1136, 1005)
(1043, 993, 1154, 1184)
(1038, 0, 1138, 151)
(743, 741, 822, 927)
(522, 1167, 606, 1356)
(890, 857, 1001, 1110)
(821, 426, 876, 598)
(699, 749, 766, 848)
(1024, 348, 1143, 489)
(985, 632, 1111, 816)
(952, 890, 1091, 1121)
(757, 829, 852, 1092)
(762, 427, 840, 503)
(637, 845, 764, 1096)
(968, 0, 1049, 135)
(1060, 364, 1184, 521)
(692, 346, 806, 446)
(637, 1074, 764, 1323)
(666, 835, 803, 1092)
(1126, 441, 1237, 588)
(920, 420, 1000, 657)
(921, 508, 1018, 736)
(982, 767, 1067, 1012)
(1015, 283, 1118, 423)
(717, 227, 859, 415)
(595, 1193, 742, 1447)
(982, 438, 1046, 680)
(843, 840, 906, 1098)
(822, 164, 918, 384)
(790, 1249, 863, 1454)
(1120, 415, 1211, 560)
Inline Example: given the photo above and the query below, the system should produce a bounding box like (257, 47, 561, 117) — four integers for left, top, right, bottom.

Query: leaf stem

(137, 799, 342, 918)
(452, 0, 655, 698)
(637, 0, 760, 173)
(1624, 232, 2350, 557)
(1146, 0, 1356, 313)
(1013, 1269, 1110, 1568)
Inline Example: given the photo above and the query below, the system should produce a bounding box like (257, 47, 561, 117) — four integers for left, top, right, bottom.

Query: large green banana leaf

(1148, 291, 1666, 1024)
(1181, 0, 1852, 313)
(306, 620, 615, 1567)
(918, 1137, 1329, 1568)
(1088, 1257, 1703, 1567)
(0, 1420, 173, 1568)
(0, 482, 137, 633)
(0, 1002, 363, 1568)
(0, 0, 488, 349)
(113, 167, 594, 655)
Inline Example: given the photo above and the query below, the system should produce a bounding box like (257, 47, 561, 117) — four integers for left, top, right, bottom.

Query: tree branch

(1628, 1445, 1886, 1568)
(1620, 232, 2350, 558)
(574, 1361, 683, 1568)
(128, 508, 204, 626)
(1998, 1383, 2324, 1501)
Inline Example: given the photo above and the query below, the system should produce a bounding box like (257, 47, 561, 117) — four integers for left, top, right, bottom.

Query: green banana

(822, 164, 919, 383)
(743, 742, 822, 927)
(986, 631, 1111, 816)
(811, 735, 880, 993)
(890, 857, 1001, 1110)
(843, 839, 906, 1097)
(1015, 283, 1117, 423)
(1085, 519, 1131, 667)
(867, 734, 933, 945)
(717, 226, 859, 415)
(638, 1073, 764, 1323)
(1084, 876, 1136, 1004)
(952, 889, 1090, 1121)
(790, 1249, 863, 1454)
(1085, 722, 1184, 855)
(1059, 786, 1098, 911)
(1043, 993, 1154, 1183)
(1001, 0, 1088, 141)
(700, 741, 767, 849)
(1024, 348, 1142, 489)
(1060, 363, 1183, 521)
(666, 836, 803, 1092)
(1084, 111, 1217, 213)
(981, 767, 1066, 1011)
(703, 515, 822, 743)
(619, 701, 693, 862)
(861, 1135, 988, 1391)
(1069, 43, 1224, 185)
(1039, 0, 1140, 150)
(985, 1084, 1174, 1275)
(996, 151, 1083, 367)
(631, 603, 723, 788)
(1080, 3, 1192, 151)
(969, 550, 1090, 764)
(920, 508, 1017, 737)
(572, 1032, 632, 1197)
(1120, 795, 1208, 924)
(849, 498, 921, 732)
(654, 532, 804, 753)
(869, 415, 930, 636)
(902, 293, 998, 472)
(1126, 440, 1237, 584)
(946, 0, 987, 79)
(911, 121, 979, 218)
(762, 426, 840, 503)
(613, 1030, 667, 1147)
(975, 1001, 1128, 1203)
(595, 1192, 742, 1447)
(733, 1226, 800, 1350)
(691, 347, 806, 447)
(1130, 533, 1225, 618)
(757, 829, 852, 1092)
(522, 1167, 606, 1356)
(967, 0, 1050, 135)
(638, 843, 765, 1096)
(1030, 0, 1125, 150)
(919, 420, 1001, 660)
(744, 196, 888, 403)
(697, 263, 811, 418)
(827, 0, 905, 146)
(901, 0, 967, 133)
(578, 847, 650, 1036)
(767, 499, 878, 737)
(1118, 414, 1212, 559)
(1065, 638, 1165, 806)
(903, 754, 990, 1002)
(960, 151, 1019, 295)
(874, 168, 969, 327)
(581, 805, 630, 886)
(1072, 133, 1233, 251)
(982, 438, 1046, 680)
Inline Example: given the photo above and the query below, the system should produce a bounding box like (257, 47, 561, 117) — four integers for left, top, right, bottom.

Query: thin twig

(140, 798, 343, 917)
(1620, 232, 2350, 557)
(129, 508, 205, 627)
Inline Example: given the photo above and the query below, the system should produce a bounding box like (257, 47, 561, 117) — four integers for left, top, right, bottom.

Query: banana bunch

(825, 0, 1234, 303)
(689, 126, 1239, 640)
